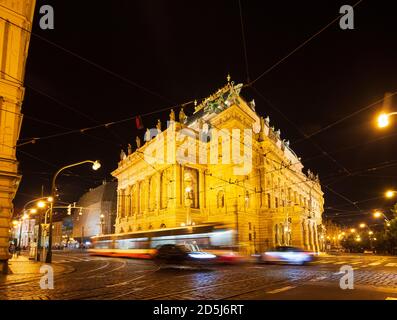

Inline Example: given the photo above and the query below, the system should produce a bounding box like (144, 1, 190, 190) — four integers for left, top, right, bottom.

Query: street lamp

(385, 190, 396, 199)
(359, 223, 366, 229)
(377, 112, 397, 128)
(350, 228, 356, 233)
(46, 160, 101, 263)
(37, 201, 46, 208)
(373, 211, 382, 219)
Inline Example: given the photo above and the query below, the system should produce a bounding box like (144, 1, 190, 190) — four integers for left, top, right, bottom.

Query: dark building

(73, 181, 117, 244)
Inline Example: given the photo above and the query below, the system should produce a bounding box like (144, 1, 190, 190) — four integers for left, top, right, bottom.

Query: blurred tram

(89, 223, 238, 261)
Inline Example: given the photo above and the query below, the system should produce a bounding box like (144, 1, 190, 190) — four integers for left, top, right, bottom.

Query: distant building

(51, 216, 73, 248)
(73, 181, 117, 243)
(323, 220, 343, 250)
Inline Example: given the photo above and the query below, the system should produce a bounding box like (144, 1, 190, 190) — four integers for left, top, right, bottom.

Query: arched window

(160, 223, 166, 228)
(217, 190, 225, 208)
(184, 167, 199, 208)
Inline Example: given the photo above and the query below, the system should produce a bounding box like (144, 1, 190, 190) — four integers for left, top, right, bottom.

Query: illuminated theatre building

(112, 79, 325, 254)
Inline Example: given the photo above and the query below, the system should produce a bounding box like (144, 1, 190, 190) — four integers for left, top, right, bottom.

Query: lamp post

(373, 210, 390, 223)
(46, 160, 101, 263)
(21, 197, 53, 261)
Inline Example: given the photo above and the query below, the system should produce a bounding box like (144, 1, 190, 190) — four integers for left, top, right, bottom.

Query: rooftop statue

(145, 128, 151, 141)
(136, 136, 141, 148)
(127, 143, 132, 155)
(120, 149, 127, 161)
(169, 109, 175, 121)
(179, 108, 187, 124)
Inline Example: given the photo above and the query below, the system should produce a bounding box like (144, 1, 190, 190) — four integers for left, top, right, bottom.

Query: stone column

(199, 169, 205, 210)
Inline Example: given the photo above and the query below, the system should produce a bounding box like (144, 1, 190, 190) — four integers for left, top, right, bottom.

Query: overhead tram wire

(0, 13, 174, 106)
(292, 90, 397, 145)
(0, 70, 125, 147)
(238, 0, 251, 83)
(247, 0, 364, 87)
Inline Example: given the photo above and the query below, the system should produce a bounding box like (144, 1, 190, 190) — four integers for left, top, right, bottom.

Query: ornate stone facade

(112, 80, 324, 255)
(0, 0, 36, 272)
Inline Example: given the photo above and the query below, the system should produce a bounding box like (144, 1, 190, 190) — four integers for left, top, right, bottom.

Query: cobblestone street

(1, 252, 397, 300)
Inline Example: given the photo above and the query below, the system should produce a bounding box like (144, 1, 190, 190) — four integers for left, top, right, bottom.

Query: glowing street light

(373, 211, 382, 218)
(368, 231, 374, 235)
(377, 112, 397, 128)
(92, 160, 101, 171)
(37, 200, 46, 208)
(359, 223, 366, 229)
(385, 190, 396, 199)
(29, 208, 37, 214)
(350, 228, 356, 233)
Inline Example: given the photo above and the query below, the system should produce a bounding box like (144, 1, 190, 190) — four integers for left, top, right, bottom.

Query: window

(267, 194, 271, 208)
(184, 167, 199, 208)
(275, 197, 279, 208)
(248, 222, 252, 230)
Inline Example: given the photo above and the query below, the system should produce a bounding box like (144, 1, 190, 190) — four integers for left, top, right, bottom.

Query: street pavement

(1, 251, 397, 300)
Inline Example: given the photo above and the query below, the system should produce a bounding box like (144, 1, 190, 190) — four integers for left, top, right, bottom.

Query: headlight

(188, 252, 216, 259)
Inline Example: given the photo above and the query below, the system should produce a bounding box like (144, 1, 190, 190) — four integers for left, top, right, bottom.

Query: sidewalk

(0, 253, 73, 286)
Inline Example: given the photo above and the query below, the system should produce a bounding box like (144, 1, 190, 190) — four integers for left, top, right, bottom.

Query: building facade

(112, 80, 324, 255)
(0, 0, 36, 272)
(72, 181, 117, 243)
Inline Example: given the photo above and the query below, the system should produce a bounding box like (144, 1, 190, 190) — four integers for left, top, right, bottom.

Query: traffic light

(67, 204, 72, 215)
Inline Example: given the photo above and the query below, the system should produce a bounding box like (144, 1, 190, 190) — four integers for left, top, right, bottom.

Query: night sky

(14, 0, 397, 227)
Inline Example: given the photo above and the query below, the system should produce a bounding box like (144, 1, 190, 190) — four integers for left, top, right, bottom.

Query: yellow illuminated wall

(0, 0, 36, 271)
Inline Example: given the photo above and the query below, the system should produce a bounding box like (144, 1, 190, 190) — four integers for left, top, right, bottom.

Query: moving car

(154, 244, 217, 267)
(258, 246, 315, 265)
